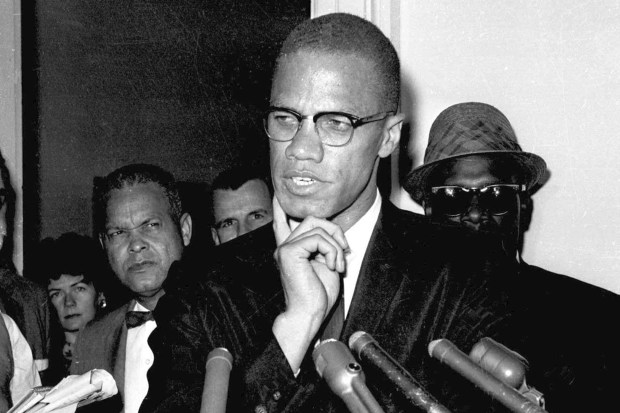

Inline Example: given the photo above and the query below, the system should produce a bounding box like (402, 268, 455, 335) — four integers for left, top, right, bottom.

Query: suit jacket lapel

(343, 205, 403, 342)
(112, 300, 134, 400)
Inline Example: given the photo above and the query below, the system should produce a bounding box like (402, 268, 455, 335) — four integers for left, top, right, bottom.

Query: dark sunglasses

(430, 184, 525, 217)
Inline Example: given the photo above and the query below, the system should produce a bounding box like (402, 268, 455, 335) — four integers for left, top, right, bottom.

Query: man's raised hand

(271, 197, 349, 371)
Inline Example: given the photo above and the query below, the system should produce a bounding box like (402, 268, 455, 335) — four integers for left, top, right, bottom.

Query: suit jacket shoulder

(70, 301, 131, 377)
(0, 265, 51, 363)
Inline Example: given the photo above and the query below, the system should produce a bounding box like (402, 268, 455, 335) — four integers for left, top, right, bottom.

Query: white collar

(132, 301, 150, 312)
(342, 191, 382, 315)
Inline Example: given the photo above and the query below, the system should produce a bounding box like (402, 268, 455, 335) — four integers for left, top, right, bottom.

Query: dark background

(22, 0, 310, 268)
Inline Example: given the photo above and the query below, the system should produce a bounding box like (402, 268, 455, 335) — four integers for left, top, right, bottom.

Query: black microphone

(200, 347, 233, 413)
(349, 331, 452, 413)
(428, 339, 548, 413)
(313, 339, 385, 413)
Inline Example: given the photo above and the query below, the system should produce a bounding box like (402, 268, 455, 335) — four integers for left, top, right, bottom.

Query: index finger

(272, 196, 291, 246)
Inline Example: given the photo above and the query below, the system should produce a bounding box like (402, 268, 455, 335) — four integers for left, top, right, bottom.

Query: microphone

(470, 337, 528, 389)
(200, 347, 233, 413)
(349, 331, 452, 413)
(312, 339, 385, 413)
(428, 339, 548, 413)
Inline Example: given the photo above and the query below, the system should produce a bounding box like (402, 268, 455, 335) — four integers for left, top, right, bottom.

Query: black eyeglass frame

(429, 184, 526, 217)
(263, 106, 395, 147)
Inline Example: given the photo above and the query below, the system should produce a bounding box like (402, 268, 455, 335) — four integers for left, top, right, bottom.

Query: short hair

(212, 165, 272, 194)
(210, 166, 273, 224)
(93, 163, 183, 234)
(275, 13, 400, 110)
(35, 232, 108, 290)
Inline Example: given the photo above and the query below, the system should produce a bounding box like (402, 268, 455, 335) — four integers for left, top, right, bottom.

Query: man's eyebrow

(105, 218, 154, 232)
(248, 208, 270, 216)
(214, 218, 234, 228)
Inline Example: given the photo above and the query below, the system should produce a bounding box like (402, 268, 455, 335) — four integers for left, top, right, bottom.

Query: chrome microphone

(470, 337, 544, 407)
(349, 331, 452, 413)
(428, 339, 548, 413)
(313, 339, 385, 413)
(200, 347, 233, 413)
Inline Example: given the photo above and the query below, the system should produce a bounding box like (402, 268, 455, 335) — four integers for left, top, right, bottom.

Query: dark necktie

(321, 279, 345, 340)
(125, 311, 154, 328)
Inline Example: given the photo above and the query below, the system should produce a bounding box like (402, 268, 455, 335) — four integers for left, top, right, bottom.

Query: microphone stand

(349, 331, 452, 413)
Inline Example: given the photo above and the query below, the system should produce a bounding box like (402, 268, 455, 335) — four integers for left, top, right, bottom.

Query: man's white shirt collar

(342, 191, 382, 316)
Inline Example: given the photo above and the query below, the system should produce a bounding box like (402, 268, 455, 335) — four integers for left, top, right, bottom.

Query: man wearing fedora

(405, 101, 620, 411)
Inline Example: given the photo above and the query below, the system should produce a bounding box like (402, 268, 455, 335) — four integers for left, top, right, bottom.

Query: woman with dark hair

(36, 232, 112, 384)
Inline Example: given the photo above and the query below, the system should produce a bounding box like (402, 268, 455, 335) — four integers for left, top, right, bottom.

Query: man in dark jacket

(143, 14, 528, 413)
(71, 164, 192, 413)
(404, 101, 620, 412)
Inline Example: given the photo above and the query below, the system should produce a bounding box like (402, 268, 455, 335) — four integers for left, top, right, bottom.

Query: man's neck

(64, 330, 78, 345)
(136, 290, 165, 311)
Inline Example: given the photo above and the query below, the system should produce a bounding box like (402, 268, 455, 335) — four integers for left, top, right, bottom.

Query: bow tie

(125, 311, 154, 328)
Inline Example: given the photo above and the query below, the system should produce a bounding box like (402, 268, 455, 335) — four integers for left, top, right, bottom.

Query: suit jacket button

(272, 391, 281, 401)
(255, 405, 267, 413)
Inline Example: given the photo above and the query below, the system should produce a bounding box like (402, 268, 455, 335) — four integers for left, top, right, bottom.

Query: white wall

(396, 0, 620, 293)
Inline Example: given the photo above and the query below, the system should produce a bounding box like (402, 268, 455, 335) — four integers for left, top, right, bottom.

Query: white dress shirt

(123, 302, 156, 413)
(341, 191, 382, 317)
(2, 312, 41, 404)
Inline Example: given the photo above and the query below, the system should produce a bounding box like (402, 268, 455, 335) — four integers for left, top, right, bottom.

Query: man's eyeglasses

(263, 107, 395, 147)
(430, 184, 525, 217)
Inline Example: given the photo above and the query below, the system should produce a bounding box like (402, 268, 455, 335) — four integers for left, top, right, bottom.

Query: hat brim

(404, 150, 547, 203)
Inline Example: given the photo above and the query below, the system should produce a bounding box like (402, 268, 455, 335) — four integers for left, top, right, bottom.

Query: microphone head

(206, 347, 233, 370)
(312, 339, 365, 395)
(348, 331, 375, 356)
(470, 337, 527, 389)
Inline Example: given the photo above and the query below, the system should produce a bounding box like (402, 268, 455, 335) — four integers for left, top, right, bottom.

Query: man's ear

(378, 113, 405, 159)
(179, 212, 193, 246)
(519, 194, 533, 234)
(210, 227, 221, 246)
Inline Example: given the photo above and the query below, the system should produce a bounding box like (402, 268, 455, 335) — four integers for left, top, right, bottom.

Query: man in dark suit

(70, 163, 192, 413)
(404, 101, 620, 411)
(143, 13, 525, 413)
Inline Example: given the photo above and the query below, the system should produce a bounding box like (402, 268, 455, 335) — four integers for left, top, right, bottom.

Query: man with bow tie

(70, 163, 192, 413)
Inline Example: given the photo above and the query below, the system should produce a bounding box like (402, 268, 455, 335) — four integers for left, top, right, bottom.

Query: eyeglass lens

(265, 110, 354, 146)
(431, 186, 520, 216)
